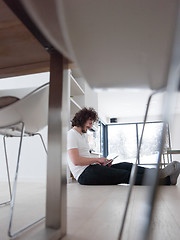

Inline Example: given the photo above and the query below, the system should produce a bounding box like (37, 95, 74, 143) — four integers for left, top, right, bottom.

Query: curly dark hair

(71, 107, 98, 128)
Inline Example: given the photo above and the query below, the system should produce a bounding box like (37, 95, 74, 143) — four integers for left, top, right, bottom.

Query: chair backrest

(0, 87, 37, 99)
(0, 83, 49, 135)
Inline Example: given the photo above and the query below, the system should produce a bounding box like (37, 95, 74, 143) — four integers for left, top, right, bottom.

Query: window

(137, 122, 170, 165)
(108, 124, 137, 163)
(107, 121, 171, 166)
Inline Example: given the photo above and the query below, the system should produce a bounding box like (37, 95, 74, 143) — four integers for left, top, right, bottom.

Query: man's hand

(106, 161, 113, 167)
(105, 159, 113, 167)
(97, 157, 113, 166)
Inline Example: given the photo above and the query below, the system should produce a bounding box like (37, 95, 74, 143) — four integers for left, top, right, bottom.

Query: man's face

(82, 118, 93, 133)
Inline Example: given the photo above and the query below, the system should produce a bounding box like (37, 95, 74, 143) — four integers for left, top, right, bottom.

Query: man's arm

(68, 148, 109, 166)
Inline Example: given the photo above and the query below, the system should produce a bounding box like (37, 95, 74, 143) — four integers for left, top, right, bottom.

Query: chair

(0, 83, 49, 238)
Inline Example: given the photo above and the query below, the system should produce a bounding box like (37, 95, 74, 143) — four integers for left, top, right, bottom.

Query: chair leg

(118, 90, 161, 240)
(0, 136, 12, 206)
(8, 123, 45, 238)
(34, 132, 48, 154)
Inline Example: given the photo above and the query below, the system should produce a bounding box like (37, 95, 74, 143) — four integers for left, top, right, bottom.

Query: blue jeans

(78, 162, 171, 185)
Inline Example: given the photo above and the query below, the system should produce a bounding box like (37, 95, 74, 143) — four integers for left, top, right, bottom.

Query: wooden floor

(0, 180, 180, 240)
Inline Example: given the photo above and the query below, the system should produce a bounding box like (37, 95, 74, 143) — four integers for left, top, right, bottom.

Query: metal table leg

(46, 50, 69, 238)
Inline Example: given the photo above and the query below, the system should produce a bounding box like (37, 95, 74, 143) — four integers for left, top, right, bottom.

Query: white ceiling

(97, 88, 180, 123)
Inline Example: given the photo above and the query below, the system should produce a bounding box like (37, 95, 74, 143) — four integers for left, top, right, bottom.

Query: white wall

(85, 81, 98, 111)
(97, 89, 176, 124)
(0, 72, 49, 182)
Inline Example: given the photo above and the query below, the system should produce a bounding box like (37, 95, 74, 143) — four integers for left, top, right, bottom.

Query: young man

(67, 107, 180, 185)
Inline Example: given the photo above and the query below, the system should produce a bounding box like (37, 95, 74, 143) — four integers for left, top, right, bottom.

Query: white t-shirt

(67, 128, 90, 180)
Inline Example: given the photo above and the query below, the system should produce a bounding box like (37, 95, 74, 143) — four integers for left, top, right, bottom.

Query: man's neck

(73, 126, 82, 134)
